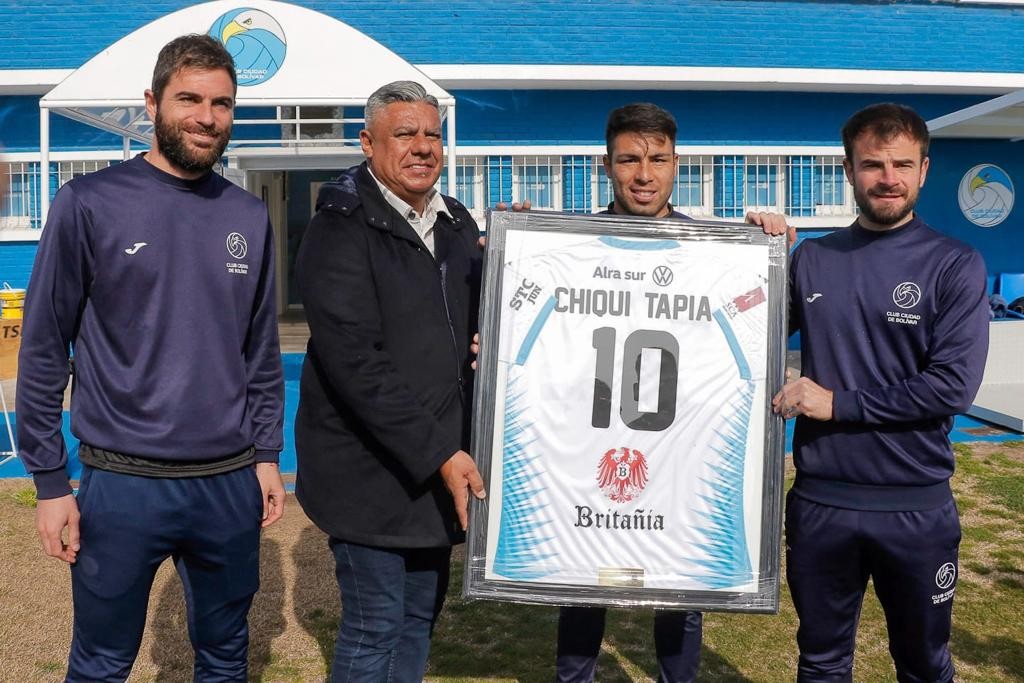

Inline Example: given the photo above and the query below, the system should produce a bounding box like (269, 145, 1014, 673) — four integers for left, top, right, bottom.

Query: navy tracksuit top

(17, 155, 284, 499)
(788, 216, 989, 510)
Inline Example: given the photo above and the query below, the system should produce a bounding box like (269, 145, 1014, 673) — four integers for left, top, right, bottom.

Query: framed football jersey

(464, 210, 788, 613)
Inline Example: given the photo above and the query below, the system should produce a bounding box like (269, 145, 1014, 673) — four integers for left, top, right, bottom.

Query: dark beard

(154, 111, 230, 175)
(854, 184, 918, 227)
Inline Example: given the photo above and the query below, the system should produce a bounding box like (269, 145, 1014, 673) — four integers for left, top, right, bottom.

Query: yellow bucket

(0, 283, 24, 318)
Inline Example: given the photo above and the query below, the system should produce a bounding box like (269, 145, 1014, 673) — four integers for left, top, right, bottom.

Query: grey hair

(364, 81, 440, 128)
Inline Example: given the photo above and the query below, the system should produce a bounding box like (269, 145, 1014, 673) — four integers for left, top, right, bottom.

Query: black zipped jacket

(294, 162, 481, 547)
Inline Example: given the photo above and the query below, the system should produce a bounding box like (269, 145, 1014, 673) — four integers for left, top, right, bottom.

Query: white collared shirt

(368, 166, 450, 257)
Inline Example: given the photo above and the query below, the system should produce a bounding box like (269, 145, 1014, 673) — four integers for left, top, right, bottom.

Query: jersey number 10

(592, 327, 679, 432)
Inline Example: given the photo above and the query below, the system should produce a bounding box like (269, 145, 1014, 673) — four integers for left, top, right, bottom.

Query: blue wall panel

(0, 243, 39, 290)
(715, 155, 745, 217)
(562, 155, 590, 213)
(0, 97, 125, 152)
(0, 1, 1021, 72)
(0, 92, 991, 151)
(486, 155, 512, 206)
(788, 156, 815, 217)
(453, 91, 988, 147)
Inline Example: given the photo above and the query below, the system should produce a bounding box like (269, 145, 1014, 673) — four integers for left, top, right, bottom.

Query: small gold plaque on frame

(597, 567, 645, 588)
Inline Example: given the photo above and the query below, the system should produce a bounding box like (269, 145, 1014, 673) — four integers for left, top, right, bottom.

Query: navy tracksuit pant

(785, 492, 961, 683)
(556, 606, 703, 682)
(67, 465, 263, 682)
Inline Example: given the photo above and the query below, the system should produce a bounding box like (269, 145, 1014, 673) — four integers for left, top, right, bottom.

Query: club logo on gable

(226, 232, 248, 259)
(209, 8, 287, 86)
(597, 447, 648, 503)
(935, 562, 956, 590)
(892, 281, 921, 309)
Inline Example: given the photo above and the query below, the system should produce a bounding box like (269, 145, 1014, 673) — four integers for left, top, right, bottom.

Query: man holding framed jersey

(773, 103, 989, 682)
(554, 102, 791, 683)
(295, 80, 486, 682)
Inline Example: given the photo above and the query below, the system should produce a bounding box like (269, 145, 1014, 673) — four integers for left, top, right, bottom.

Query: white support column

(446, 102, 456, 200)
(39, 107, 50, 224)
(123, 135, 131, 160)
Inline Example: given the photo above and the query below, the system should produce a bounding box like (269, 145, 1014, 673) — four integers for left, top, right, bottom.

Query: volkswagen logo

(935, 562, 956, 590)
(226, 232, 248, 259)
(892, 281, 921, 309)
(652, 265, 674, 287)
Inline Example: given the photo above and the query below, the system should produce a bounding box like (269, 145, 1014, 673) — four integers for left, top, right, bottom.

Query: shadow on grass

(698, 650, 753, 682)
(148, 571, 191, 681)
(292, 524, 339, 670)
(952, 626, 1024, 680)
(148, 539, 288, 681)
(429, 553, 750, 682)
(249, 539, 289, 679)
(429, 595, 558, 682)
(282, 532, 750, 681)
(430, 599, 749, 682)
(602, 609, 750, 683)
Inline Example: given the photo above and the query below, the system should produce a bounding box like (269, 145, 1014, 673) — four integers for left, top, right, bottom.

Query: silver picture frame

(465, 210, 789, 613)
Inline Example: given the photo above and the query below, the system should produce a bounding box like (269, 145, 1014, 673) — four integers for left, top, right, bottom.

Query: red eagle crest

(596, 447, 649, 503)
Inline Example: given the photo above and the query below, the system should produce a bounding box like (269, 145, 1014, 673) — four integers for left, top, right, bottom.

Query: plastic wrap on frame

(465, 210, 788, 613)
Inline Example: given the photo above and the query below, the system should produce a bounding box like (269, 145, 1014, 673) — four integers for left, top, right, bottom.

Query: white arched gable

(38, 0, 456, 218)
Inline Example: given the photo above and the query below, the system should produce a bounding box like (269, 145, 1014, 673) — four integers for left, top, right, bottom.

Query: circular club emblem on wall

(958, 164, 1014, 227)
(209, 8, 287, 86)
(935, 562, 956, 590)
(892, 281, 922, 309)
(226, 232, 248, 259)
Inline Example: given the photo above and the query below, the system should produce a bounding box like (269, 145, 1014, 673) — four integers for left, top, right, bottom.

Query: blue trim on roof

(0, 97, 126, 152)
(0, 1, 1022, 72)
(453, 91, 989, 147)
(0, 90, 991, 152)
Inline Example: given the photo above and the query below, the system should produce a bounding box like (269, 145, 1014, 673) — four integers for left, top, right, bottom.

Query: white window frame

(1, 161, 38, 230)
(560, 155, 591, 214)
(439, 155, 486, 222)
(591, 157, 611, 214)
(675, 155, 714, 218)
(0, 151, 120, 239)
(511, 155, 562, 211)
(741, 154, 786, 215)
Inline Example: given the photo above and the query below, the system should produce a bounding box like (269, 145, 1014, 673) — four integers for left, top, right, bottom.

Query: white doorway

(243, 160, 363, 314)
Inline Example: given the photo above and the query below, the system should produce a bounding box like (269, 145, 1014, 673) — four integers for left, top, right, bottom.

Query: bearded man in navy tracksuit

(773, 103, 989, 682)
(17, 35, 284, 681)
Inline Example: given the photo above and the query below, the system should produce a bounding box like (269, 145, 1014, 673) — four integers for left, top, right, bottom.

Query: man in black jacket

(294, 81, 485, 682)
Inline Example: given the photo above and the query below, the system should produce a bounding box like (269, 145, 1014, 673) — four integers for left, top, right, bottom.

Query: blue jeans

(328, 540, 451, 683)
(67, 465, 263, 682)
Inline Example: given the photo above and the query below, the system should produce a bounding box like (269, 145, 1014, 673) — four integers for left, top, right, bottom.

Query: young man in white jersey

(554, 102, 789, 683)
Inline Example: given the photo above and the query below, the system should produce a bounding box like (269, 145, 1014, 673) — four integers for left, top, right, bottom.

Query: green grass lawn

(425, 442, 1024, 682)
(4, 441, 1020, 682)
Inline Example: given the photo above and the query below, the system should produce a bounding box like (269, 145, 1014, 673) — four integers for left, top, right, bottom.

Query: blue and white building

(1, 0, 1022, 311)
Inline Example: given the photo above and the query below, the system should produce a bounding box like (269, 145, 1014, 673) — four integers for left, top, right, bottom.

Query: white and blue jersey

(484, 228, 772, 592)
